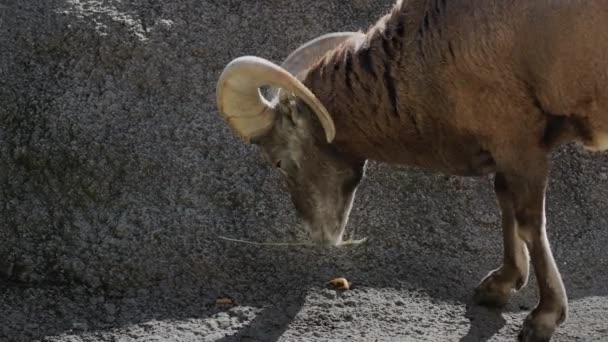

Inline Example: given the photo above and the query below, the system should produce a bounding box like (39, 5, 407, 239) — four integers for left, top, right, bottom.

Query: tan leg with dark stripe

(492, 150, 567, 342)
(474, 173, 530, 307)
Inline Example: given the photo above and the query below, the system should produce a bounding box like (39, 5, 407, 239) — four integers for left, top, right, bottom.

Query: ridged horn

(281, 31, 366, 80)
(216, 56, 336, 143)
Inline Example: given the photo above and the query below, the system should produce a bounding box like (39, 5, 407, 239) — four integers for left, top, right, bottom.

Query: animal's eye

(275, 160, 282, 169)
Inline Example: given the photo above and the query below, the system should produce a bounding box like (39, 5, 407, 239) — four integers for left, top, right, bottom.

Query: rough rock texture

(0, 0, 607, 341)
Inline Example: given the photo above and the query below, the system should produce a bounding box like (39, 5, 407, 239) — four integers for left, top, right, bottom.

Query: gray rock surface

(0, 0, 606, 341)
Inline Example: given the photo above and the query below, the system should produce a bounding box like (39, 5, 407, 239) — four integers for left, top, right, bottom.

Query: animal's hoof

(473, 271, 515, 307)
(473, 285, 511, 307)
(517, 307, 565, 342)
(517, 314, 555, 342)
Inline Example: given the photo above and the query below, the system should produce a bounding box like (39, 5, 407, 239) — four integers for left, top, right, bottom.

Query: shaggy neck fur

(303, 1, 431, 165)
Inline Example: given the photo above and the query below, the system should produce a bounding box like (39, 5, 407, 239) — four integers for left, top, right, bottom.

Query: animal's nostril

(309, 230, 330, 244)
(310, 231, 341, 246)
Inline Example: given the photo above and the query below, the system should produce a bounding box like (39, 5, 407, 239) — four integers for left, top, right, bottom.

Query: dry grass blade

(218, 236, 314, 246)
(218, 235, 368, 247)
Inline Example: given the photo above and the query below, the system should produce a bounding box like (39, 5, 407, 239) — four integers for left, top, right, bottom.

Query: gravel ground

(1, 1, 607, 341)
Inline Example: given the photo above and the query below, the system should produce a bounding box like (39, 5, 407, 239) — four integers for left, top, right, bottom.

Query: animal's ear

(287, 106, 303, 127)
(278, 94, 305, 128)
(291, 98, 319, 130)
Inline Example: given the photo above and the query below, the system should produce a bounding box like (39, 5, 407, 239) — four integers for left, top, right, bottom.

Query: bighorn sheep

(216, 0, 608, 340)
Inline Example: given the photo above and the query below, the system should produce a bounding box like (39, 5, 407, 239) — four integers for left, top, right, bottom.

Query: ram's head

(216, 33, 367, 245)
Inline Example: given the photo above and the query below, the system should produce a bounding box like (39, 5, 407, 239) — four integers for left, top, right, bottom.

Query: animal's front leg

(474, 173, 530, 307)
(499, 161, 567, 342)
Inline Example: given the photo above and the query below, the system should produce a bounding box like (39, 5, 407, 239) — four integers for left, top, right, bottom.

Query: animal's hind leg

(474, 172, 530, 307)
(494, 150, 567, 342)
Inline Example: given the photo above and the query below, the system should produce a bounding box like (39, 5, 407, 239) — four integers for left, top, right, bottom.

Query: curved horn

(216, 56, 336, 143)
(281, 31, 366, 80)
